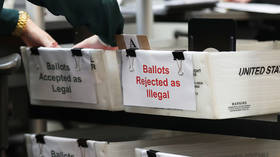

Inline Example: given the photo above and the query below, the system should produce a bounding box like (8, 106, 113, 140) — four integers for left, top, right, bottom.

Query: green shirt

(0, 0, 124, 46)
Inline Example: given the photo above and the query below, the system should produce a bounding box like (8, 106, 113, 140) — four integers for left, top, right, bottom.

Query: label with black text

(28, 48, 97, 104)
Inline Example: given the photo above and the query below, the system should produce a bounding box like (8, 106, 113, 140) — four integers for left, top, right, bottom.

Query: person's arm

(20, 16, 59, 47)
(251, 0, 280, 4)
(0, 8, 59, 47)
(28, 0, 124, 46)
(0, 9, 19, 35)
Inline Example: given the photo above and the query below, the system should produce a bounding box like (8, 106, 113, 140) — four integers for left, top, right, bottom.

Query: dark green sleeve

(251, 0, 280, 4)
(28, 0, 124, 46)
(0, 9, 19, 35)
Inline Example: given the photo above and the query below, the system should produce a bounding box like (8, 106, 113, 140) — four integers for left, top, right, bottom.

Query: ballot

(123, 49, 280, 119)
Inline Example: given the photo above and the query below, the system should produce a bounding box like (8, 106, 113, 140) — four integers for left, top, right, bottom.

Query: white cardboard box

(123, 49, 280, 119)
(136, 138, 280, 157)
(25, 125, 208, 157)
(21, 47, 122, 111)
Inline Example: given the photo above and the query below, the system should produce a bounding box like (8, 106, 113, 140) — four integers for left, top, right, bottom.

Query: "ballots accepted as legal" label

(28, 48, 97, 104)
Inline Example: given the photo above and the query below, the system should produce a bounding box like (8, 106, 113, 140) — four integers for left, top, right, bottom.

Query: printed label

(228, 101, 251, 112)
(124, 35, 140, 48)
(238, 65, 280, 76)
(51, 150, 74, 157)
(29, 135, 96, 157)
(28, 48, 97, 104)
(122, 50, 196, 111)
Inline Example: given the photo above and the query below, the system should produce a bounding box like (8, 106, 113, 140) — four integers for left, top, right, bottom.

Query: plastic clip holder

(147, 150, 159, 157)
(126, 48, 138, 72)
(30, 47, 40, 55)
(172, 50, 185, 76)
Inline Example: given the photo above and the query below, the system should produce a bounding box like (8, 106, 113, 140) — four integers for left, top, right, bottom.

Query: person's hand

(20, 19, 60, 48)
(73, 35, 117, 50)
(224, 0, 251, 3)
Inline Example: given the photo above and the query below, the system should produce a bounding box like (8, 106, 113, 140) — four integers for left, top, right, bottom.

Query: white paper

(120, 0, 218, 15)
(123, 34, 140, 49)
(217, 2, 280, 14)
(157, 152, 189, 157)
(122, 50, 196, 111)
(28, 47, 97, 104)
(165, 0, 217, 6)
(27, 135, 97, 157)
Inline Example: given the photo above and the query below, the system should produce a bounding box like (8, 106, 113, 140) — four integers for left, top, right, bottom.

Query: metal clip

(73, 57, 81, 71)
(72, 48, 83, 71)
(172, 50, 185, 76)
(126, 48, 137, 72)
(77, 138, 88, 157)
(38, 144, 44, 157)
(128, 56, 135, 72)
(30, 47, 41, 70)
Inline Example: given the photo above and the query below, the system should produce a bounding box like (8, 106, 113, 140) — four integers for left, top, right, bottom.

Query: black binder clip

(30, 47, 40, 55)
(126, 48, 138, 57)
(147, 150, 159, 157)
(126, 48, 138, 72)
(71, 48, 83, 56)
(172, 50, 186, 60)
(77, 138, 88, 148)
(35, 134, 46, 144)
(172, 50, 185, 76)
(188, 18, 236, 51)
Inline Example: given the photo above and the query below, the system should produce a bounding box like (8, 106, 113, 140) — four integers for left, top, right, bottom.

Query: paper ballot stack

(136, 138, 280, 157)
(21, 47, 122, 110)
(122, 49, 280, 119)
(25, 125, 218, 157)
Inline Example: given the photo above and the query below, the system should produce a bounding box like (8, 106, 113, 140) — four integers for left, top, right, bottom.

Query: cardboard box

(21, 47, 122, 111)
(123, 49, 280, 118)
(25, 125, 207, 157)
(136, 138, 280, 157)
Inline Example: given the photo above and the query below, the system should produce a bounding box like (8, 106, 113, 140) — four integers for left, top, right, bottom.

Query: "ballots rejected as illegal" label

(122, 50, 196, 111)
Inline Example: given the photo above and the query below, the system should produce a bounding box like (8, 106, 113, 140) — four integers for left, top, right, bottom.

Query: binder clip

(30, 47, 40, 55)
(172, 50, 185, 76)
(77, 138, 88, 157)
(30, 47, 41, 70)
(71, 48, 83, 71)
(77, 138, 88, 148)
(188, 18, 236, 51)
(126, 48, 138, 72)
(147, 150, 159, 157)
(35, 134, 45, 157)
